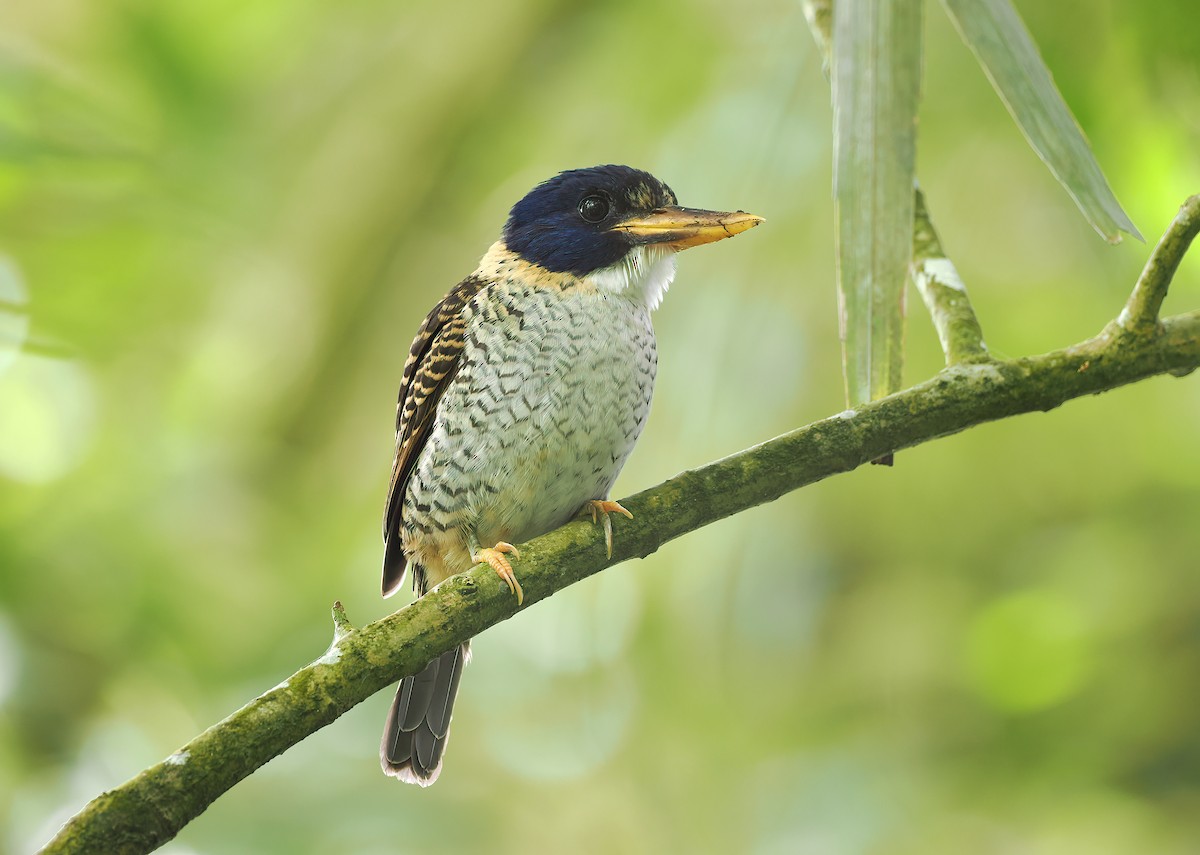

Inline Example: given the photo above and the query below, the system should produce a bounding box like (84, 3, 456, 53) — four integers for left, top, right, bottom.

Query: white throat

(585, 245, 677, 310)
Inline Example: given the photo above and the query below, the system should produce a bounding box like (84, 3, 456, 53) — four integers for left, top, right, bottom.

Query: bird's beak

(611, 206, 765, 250)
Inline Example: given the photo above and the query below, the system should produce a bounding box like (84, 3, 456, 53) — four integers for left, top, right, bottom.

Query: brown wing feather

(382, 275, 489, 597)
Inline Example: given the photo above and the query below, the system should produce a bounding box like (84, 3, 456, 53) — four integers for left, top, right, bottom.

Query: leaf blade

(941, 0, 1142, 242)
(832, 0, 924, 405)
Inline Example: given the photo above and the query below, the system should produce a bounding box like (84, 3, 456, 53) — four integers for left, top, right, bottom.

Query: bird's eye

(578, 195, 610, 224)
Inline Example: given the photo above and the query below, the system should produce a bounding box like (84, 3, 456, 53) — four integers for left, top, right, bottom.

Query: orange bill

(612, 206, 765, 250)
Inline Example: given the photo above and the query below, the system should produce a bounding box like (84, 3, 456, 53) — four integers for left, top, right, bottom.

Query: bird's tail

(380, 642, 469, 786)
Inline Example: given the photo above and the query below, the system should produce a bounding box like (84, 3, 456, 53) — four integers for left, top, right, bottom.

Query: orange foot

(583, 499, 634, 559)
(472, 542, 523, 605)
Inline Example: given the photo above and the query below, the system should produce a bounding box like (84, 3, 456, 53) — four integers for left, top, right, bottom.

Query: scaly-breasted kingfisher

(380, 164, 763, 785)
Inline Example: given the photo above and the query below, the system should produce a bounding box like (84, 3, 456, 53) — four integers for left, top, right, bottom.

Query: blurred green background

(2, 1, 1199, 852)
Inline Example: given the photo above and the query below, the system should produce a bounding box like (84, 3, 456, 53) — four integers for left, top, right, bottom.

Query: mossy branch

(1122, 195, 1200, 332)
(40, 197, 1200, 854)
(911, 186, 991, 365)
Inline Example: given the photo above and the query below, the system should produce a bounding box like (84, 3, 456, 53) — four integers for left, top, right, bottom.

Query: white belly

(403, 282, 656, 580)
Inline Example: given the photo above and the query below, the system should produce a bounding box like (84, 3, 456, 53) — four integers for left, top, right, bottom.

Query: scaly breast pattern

(401, 279, 657, 586)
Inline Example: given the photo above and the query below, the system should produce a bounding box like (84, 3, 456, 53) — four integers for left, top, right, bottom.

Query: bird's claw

(583, 500, 634, 559)
(472, 542, 523, 605)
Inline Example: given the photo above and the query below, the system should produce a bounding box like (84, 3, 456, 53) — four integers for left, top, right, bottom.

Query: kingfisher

(379, 164, 763, 785)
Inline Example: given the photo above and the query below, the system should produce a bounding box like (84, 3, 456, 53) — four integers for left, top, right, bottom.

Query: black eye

(578, 195, 610, 224)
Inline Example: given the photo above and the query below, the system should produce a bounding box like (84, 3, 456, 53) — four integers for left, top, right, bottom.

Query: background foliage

(2, 1, 1199, 852)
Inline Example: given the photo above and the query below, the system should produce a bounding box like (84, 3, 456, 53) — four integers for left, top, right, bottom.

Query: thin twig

(1120, 195, 1200, 333)
(911, 186, 991, 364)
(330, 601, 355, 642)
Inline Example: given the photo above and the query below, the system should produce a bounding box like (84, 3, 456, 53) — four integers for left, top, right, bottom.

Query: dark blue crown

(503, 165, 677, 276)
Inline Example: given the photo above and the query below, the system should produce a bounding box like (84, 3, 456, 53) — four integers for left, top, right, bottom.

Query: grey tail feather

(380, 642, 469, 786)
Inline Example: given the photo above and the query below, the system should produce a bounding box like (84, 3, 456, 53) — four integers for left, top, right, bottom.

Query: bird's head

(502, 165, 763, 308)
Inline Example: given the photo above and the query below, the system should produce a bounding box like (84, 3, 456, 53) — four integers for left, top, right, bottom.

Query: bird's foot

(472, 542, 523, 606)
(583, 500, 634, 559)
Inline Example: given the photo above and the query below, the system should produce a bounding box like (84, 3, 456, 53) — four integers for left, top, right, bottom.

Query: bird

(379, 164, 763, 785)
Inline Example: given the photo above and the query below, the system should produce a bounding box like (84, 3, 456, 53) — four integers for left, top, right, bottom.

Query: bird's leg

(468, 533, 523, 606)
(582, 499, 634, 559)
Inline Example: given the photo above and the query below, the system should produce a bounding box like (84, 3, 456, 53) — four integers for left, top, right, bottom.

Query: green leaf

(940, 0, 1142, 243)
(832, 0, 924, 405)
